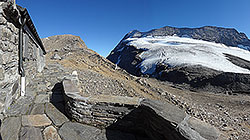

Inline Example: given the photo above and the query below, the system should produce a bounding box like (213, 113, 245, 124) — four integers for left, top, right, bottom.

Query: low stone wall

(63, 79, 221, 140)
(63, 79, 141, 128)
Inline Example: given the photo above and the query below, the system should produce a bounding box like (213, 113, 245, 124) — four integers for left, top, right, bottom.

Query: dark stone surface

(106, 100, 188, 140)
(141, 99, 186, 124)
(160, 65, 250, 93)
(106, 130, 137, 140)
(224, 53, 250, 71)
(58, 122, 104, 140)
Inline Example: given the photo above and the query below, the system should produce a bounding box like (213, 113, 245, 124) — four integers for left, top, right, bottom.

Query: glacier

(124, 36, 250, 74)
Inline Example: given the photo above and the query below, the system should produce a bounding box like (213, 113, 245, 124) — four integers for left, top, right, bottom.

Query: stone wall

(23, 33, 45, 84)
(0, 2, 19, 113)
(0, 2, 45, 114)
(63, 79, 141, 128)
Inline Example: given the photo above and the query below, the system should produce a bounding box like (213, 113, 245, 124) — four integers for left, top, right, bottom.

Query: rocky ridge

(125, 26, 250, 49)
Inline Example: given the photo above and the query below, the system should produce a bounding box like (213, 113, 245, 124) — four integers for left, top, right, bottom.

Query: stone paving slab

(0, 116, 21, 140)
(45, 103, 69, 126)
(34, 94, 49, 104)
(43, 126, 62, 140)
(22, 114, 52, 127)
(20, 127, 43, 140)
(4, 98, 33, 116)
(30, 103, 45, 115)
(58, 122, 104, 140)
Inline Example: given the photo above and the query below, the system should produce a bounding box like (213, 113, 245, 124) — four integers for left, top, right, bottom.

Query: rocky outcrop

(107, 26, 250, 94)
(158, 65, 250, 93)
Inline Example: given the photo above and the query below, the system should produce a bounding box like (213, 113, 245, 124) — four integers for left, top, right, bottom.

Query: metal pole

(19, 17, 26, 96)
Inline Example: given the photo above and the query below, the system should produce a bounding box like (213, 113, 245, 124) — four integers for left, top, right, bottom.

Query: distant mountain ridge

(125, 26, 250, 50)
(107, 26, 250, 93)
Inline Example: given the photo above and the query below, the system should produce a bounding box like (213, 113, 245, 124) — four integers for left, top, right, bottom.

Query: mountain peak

(128, 26, 250, 48)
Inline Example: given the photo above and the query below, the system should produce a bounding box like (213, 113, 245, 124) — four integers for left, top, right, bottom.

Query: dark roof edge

(17, 5, 46, 54)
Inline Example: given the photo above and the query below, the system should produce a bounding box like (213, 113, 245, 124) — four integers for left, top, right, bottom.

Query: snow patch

(116, 46, 125, 52)
(116, 55, 121, 65)
(125, 36, 250, 74)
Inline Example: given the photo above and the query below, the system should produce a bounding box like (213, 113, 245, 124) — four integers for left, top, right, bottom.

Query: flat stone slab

(34, 94, 49, 103)
(30, 103, 45, 115)
(20, 127, 43, 140)
(22, 114, 52, 127)
(0, 117, 21, 140)
(141, 99, 186, 124)
(43, 126, 62, 140)
(59, 122, 105, 140)
(45, 103, 69, 126)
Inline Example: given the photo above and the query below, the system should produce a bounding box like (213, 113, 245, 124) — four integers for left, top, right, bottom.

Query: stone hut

(0, 0, 45, 113)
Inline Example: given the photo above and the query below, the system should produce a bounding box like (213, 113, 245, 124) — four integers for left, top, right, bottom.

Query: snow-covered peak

(124, 36, 250, 74)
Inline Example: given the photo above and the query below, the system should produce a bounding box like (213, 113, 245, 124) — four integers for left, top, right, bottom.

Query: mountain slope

(41, 35, 162, 99)
(107, 26, 250, 93)
(38, 34, 250, 139)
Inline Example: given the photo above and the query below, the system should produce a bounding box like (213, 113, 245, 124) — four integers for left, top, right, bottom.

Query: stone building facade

(0, 1, 45, 113)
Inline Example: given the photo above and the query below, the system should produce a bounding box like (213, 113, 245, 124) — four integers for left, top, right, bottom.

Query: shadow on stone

(105, 105, 187, 140)
(50, 82, 68, 118)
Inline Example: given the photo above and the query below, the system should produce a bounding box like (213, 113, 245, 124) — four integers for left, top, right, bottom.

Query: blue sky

(17, 0, 250, 57)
